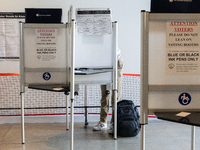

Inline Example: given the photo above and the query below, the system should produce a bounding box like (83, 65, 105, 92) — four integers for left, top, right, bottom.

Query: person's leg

(109, 57, 123, 133)
(100, 85, 111, 123)
(93, 85, 110, 131)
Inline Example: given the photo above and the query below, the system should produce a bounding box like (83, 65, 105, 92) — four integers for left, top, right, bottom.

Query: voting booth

(73, 8, 118, 140)
(140, 11, 200, 150)
(19, 7, 118, 150)
(19, 21, 75, 148)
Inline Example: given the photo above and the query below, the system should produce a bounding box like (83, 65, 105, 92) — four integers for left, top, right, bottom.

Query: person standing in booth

(93, 48, 123, 134)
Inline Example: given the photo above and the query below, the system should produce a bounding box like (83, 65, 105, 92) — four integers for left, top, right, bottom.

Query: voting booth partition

(19, 21, 75, 149)
(19, 8, 118, 150)
(140, 11, 200, 150)
(73, 8, 118, 140)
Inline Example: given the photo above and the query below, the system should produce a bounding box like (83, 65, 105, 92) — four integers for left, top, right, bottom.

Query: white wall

(0, 0, 150, 74)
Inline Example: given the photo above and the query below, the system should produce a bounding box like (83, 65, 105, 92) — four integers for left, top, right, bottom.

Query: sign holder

(140, 11, 200, 150)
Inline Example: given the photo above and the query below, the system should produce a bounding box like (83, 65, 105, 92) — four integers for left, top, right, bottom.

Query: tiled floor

(0, 118, 199, 150)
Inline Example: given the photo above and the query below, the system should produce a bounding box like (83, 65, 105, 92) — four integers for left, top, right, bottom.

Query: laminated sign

(166, 21, 200, 75)
(35, 29, 57, 62)
(76, 9, 112, 35)
(0, 12, 25, 59)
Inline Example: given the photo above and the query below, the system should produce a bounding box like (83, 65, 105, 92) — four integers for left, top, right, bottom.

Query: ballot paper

(176, 112, 191, 117)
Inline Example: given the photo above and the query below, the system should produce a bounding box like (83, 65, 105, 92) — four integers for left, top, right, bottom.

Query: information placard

(0, 12, 25, 59)
(166, 21, 200, 75)
(76, 8, 112, 35)
(35, 29, 57, 62)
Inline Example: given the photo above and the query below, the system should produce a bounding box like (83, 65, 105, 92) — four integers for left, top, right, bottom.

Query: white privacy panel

(22, 24, 69, 85)
(75, 34, 113, 68)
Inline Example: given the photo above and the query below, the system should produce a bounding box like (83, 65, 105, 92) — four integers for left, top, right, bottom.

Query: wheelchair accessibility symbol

(43, 72, 51, 81)
(178, 92, 191, 105)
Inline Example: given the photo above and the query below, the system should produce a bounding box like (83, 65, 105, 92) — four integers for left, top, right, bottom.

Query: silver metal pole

(19, 22, 25, 144)
(66, 94, 69, 130)
(70, 19, 75, 150)
(84, 85, 88, 127)
(112, 21, 118, 140)
(19, 22, 25, 93)
(140, 125, 145, 150)
(66, 23, 70, 131)
(21, 93, 25, 144)
(140, 10, 149, 150)
(141, 10, 149, 125)
(191, 126, 195, 150)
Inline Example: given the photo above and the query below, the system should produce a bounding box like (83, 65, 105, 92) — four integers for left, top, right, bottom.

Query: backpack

(117, 100, 140, 137)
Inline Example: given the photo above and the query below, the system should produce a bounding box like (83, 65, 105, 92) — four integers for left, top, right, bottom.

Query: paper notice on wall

(0, 18, 24, 59)
(166, 21, 200, 75)
(0, 12, 25, 60)
(76, 9, 112, 35)
(35, 29, 57, 62)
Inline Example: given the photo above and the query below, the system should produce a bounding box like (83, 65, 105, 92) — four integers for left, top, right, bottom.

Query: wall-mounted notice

(76, 8, 112, 35)
(35, 29, 57, 62)
(166, 21, 200, 75)
(0, 12, 25, 60)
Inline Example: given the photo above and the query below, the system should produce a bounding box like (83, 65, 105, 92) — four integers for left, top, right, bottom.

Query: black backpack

(117, 100, 140, 137)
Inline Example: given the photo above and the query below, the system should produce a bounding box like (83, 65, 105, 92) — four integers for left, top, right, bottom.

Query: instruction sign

(0, 12, 25, 59)
(166, 21, 200, 75)
(76, 9, 112, 35)
(35, 29, 57, 62)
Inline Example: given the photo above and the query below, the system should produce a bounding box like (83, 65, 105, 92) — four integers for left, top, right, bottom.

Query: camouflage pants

(100, 57, 123, 124)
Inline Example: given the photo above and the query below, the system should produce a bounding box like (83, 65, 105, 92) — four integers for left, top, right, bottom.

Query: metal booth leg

(70, 98, 74, 150)
(70, 19, 75, 150)
(20, 92, 25, 144)
(113, 90, 117, 140)
(65, 92, 70, 130)
(84, 85, 88, 128)
(112, 21, 118, 140)
(140, 124, 145, 150)
(191, 126, 195, 150)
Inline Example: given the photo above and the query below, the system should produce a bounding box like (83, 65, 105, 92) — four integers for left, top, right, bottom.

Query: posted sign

(166, 21, 200, 75)
(35, 29, 57, 62)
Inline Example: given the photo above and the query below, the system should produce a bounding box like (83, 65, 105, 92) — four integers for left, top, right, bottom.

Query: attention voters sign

(166, 21, 200, 75)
